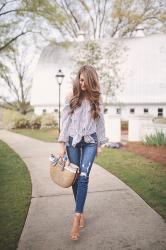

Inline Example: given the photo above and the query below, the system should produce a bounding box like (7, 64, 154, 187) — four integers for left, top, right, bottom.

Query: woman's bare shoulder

(65, 91, 73, 102)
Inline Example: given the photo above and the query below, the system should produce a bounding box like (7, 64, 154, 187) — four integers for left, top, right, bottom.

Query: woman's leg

(75, 140, 97, 213)
(66, 142, 81, 201)
(66, 134, 97, 240)
(66, 140, 82, 240)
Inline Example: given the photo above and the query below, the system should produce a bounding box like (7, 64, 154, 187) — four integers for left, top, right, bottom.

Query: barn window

(158, 108, 163, 117)
(104, 108, 108, 113)
(116, 108, 121, 114)
(130, 108, 135, 114)
(43, 109, 46, 113)
(54, 109, 58, 112)
(144, 108, 149, 114)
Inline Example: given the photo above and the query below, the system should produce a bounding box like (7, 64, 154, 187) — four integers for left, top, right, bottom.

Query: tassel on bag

(49, 154, 80, 188)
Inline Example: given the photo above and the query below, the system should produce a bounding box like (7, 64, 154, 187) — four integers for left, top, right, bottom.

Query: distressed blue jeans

(66, 132, 98, 213)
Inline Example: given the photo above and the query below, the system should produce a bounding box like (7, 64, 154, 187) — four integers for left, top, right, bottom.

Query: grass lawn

(10, 128, 59, 142)
(0, 140, 32, 250)
(95, 147, 166, 221)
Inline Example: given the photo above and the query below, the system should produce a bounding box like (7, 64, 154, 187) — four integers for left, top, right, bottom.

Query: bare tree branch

(56, 0, 78, 37)
(64, 0, 81, 31)
(0, 48, 32, 114)
(0, 31, 30, 52)
(0, 8, 20, 16)
(98, 0, 108, 38)
(0, 2, 7, 12)
(0, 95, 16, 109)
(79, 0, 96, 38)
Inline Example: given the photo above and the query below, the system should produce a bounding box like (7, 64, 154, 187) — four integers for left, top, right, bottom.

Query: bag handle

(49, 153, 70, 170)
(58, 154, 70, 170)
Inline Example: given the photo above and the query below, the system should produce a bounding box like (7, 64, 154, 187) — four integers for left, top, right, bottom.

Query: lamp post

(56, 69, 65, 133)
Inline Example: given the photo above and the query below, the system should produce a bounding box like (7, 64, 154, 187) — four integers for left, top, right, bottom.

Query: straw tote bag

(49, 154, 79, 188)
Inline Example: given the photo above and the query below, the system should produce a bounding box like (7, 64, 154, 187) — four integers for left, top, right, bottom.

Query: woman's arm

(57, 92, 72, 157)
(96, 96, 109, 151)
(58, 92, 72, 143)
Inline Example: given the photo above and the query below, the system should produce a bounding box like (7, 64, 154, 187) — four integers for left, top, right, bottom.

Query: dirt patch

(123, 142, 166, 166)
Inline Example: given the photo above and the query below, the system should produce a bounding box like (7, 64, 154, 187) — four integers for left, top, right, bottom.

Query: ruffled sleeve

(96, 96, 109, 146)
(57, 97, 71, 143)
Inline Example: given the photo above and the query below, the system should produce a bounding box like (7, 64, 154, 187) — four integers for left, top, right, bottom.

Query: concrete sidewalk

(0, 130, 166, 250)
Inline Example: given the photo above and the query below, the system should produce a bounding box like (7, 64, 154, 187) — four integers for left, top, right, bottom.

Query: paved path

(0, 130, 166, 250)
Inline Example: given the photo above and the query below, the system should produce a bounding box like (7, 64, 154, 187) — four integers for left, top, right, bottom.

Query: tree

(53, 0, 166, 40)
(0, 0, 65, 53)
(73, 40, 102, 70)
(1, 0, 165, 53)
(0, 0, 67, 113)
(108, 0, 166, 37)
(72, 39, 126, 105)
(55, 0, 109, 39)
(0, 47, 34, 114)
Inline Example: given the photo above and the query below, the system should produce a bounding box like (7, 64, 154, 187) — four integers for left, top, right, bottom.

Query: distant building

(31, 34, 166, 120)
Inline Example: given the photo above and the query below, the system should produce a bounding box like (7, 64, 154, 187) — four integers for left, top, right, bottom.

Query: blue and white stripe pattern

(58, 96, 108, 147)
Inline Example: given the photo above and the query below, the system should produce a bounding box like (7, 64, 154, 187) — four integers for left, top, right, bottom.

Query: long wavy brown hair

(68, 65, 101, 120)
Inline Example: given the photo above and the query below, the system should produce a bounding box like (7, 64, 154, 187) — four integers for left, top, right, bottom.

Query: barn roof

(31, 34, 166, 106)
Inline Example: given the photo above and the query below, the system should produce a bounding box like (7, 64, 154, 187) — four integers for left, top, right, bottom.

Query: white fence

(105, 114, 121, 142)
(128, 115, 153, 141)
(141, 123, 166, 141)
(105, 114, 166, 143)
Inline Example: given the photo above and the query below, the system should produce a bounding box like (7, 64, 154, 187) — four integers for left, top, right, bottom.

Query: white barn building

(31, 34, 166, 120)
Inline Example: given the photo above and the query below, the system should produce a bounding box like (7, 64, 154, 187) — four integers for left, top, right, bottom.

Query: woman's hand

(58, 142, 66, 158)
(96, 146, 102, 156)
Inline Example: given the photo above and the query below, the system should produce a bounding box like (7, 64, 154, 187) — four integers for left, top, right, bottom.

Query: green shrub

(29, 115, 42, 129)
(2, 109, 18, 129)
(41, 113, 58, 129)
(13, 116, 30, 129)
(143, 130, 166, 146)
(2, 109, 58, 130)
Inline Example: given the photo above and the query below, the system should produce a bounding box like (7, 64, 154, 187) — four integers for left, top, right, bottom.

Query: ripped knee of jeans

(80, 171, 87, 177)
(80, 162, 92, 177)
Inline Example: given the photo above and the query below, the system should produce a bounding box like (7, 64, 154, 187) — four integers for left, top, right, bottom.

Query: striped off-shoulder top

(58, 94, 109, 147)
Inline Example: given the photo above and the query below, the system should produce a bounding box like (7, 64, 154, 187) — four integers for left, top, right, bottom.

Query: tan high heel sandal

(71, 214, 85, 228)
(80, 214, 85, 228)
(70, 215, 81, 240)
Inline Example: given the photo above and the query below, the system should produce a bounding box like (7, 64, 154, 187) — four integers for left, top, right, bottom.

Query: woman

(57, 64, 108, 240)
